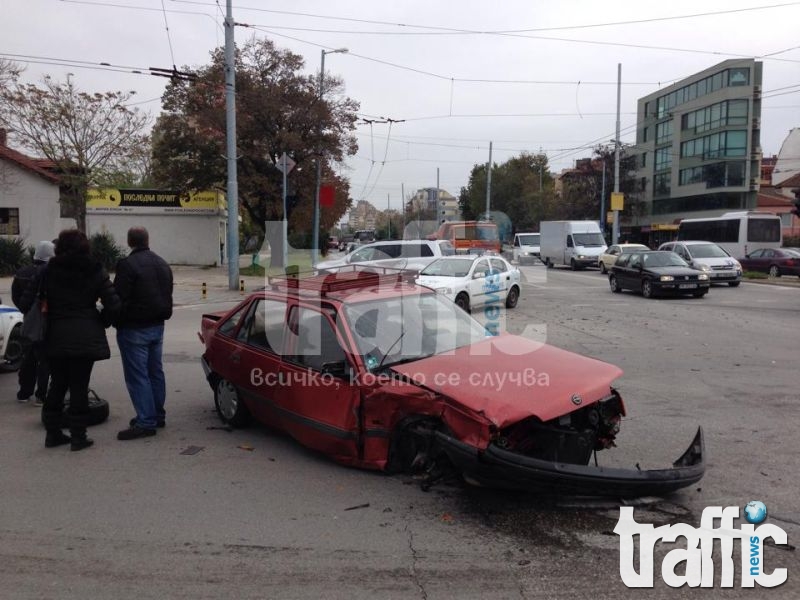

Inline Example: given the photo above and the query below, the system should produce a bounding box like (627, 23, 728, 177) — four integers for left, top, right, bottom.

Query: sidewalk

(0, 255, 273, 308)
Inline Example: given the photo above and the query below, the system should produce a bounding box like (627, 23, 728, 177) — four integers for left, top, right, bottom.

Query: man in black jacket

(12, 240, 55, 404)
(114, 227, 174, 440)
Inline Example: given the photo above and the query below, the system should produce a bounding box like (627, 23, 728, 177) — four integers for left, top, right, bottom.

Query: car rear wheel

(214, 377, 250, 427)
(609, 275, 621, 293)
(545, 258, 553, 269)
(505, 286, 520, 308)
(768, 265, 781, 277)
(455, 292, 470, 313)
(1, 323, 25, 372)
(642, 279, 654, 298)
(728, 281, 741, 287)
(570, 259, 578, 271)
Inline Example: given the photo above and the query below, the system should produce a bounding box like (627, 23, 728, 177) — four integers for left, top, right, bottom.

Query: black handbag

(21, 267, 48, 343)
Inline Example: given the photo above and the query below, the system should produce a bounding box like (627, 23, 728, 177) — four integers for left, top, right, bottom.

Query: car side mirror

(322, 360, 350, 380)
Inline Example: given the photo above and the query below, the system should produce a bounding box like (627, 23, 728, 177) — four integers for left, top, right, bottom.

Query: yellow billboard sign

(610, 192, 624, 211)
(87, 188, 223, 215)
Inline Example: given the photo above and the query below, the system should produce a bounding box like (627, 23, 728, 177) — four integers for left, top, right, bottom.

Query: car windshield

(690, 243, 730, 258)
(344, 293, 489, 370)
(642, 252, 689, 267)
(518, 234, 540, 245)
(419, 258, 473, 277)
(573, 233, 605, 246)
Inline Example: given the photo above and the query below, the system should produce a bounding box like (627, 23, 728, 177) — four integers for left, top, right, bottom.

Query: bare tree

(0, 73, 149, 231)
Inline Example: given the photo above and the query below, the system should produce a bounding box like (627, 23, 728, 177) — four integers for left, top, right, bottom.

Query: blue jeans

(117, 325, 166, 429)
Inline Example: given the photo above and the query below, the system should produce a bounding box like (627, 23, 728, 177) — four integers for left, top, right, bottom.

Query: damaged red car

(199, 270, 704, 497)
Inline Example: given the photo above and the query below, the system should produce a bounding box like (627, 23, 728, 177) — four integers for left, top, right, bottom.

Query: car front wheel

(642, 279, 654, 298)
(609, 275, 621, 293)
(728, 281, 741, 287)
(455, 292, 470, 313)
(505, 286, 519, 308)
(214, 377, 250, 427)
(769, 265, 781, 277)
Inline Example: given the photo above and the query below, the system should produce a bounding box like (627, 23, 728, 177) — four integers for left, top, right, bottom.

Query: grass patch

(240, 264, 266, 277)
(743, 271, 768, 279)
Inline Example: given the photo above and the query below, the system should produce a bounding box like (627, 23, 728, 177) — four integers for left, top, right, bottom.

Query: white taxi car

(415, 255, 521, 312)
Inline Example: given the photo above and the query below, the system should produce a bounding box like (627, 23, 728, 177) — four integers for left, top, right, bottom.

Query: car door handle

(230, 354, 241, 363)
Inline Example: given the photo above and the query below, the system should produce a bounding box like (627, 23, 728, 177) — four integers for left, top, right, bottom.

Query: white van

(540, 221, 607, 270)
(512, 233, 541, 264)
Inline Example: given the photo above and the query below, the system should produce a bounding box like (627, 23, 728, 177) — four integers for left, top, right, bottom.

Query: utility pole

(313, 48, 348, 266)
(485, 141, 493, 220)
(436, 167, 440, 223)
(600, 159, 607, 235)
(224, 0, 239, 289)
(387, 193, 391, 239)
(612, 63, 622, 244)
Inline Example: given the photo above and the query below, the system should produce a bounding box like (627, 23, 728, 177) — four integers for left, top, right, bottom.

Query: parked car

(738, 248, 800, 278)
(337, 235, 355, 252)
(316, 239, 454, 273)
(0, 297, 24, 372)
(597, 243, 649, 274)
(199, 270, 705, 497)
(415, 255, 521, 312)
(609, 251, 711, 298)
(327, 236, 339, 250)
(658, 240, 742, 286)
(511, 233, 541, 264)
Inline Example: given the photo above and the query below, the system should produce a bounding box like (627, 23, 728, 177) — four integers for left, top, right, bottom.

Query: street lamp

(312, 47, 348, 266)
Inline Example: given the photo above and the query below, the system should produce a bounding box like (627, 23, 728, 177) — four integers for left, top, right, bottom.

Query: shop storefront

(86, 188, 227, 265)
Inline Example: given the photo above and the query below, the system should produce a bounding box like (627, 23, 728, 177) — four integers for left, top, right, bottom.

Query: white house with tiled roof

(0, 128, 64, 244)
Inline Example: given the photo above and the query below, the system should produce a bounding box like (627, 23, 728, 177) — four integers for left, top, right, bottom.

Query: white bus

(676, 211, 782, 258)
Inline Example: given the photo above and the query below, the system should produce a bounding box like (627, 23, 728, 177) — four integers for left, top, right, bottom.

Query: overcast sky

(3, 0, 799, 212)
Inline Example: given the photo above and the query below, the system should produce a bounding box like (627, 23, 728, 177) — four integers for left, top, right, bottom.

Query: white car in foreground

(415, 255, 521, 313)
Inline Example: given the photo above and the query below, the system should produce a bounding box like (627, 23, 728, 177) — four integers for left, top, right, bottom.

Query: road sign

(274, 152, 295, 175)
(611, 192, 624, 211)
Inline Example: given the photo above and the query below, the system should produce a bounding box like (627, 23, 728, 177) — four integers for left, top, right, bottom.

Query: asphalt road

(1, 265, 798, 599)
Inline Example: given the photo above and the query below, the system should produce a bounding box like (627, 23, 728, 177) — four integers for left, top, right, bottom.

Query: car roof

(672, 240, 721, 246)
(264, 270, 433, 304)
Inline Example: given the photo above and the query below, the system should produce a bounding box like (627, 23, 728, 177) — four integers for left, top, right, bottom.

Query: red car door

(230, 297, 288, 429)
(275, 303, 362, 464)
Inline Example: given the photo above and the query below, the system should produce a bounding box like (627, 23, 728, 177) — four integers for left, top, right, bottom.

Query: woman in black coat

(20, 229, 121, 451)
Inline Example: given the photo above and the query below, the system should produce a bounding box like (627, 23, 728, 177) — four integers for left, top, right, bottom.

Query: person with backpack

(11, 241, 55, 404)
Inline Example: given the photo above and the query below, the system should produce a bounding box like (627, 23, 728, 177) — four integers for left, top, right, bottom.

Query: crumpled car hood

(390, 333, 623, 428)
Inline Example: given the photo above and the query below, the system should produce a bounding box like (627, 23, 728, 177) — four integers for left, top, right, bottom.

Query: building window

(679, 161, 746, 188)
(654, 173, 671, 197)
(729, 68, 749, 86)
(642, 127, 649, 143)
(655, 147, 672, 171)
(0, 208, 20, 235)
(640, 152, 647, 168)
(656, 120, 673, 144)
(780, 213, 793, 227)
(681, 131, 748, 159)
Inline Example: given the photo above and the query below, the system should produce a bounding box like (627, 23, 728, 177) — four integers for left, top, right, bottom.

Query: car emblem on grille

(571, 393, 582, 406)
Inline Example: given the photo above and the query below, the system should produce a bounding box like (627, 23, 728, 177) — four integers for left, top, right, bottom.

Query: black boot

(45, 430, 71, 448)
(70, 433, 94, 452)
(68, 412, 93, 452)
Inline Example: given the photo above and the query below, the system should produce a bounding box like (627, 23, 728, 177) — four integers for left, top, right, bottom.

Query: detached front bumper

(436, 427, 705, 498)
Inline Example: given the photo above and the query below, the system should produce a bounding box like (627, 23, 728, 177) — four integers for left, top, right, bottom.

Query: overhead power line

(170, 0, 800, 36)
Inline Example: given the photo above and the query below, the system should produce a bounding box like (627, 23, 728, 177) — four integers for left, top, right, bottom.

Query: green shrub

(743, 271, 768, 279)
(90, 232, 125, 272)
(0, 237, 31, 276)
(783, 235, 800, 248)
